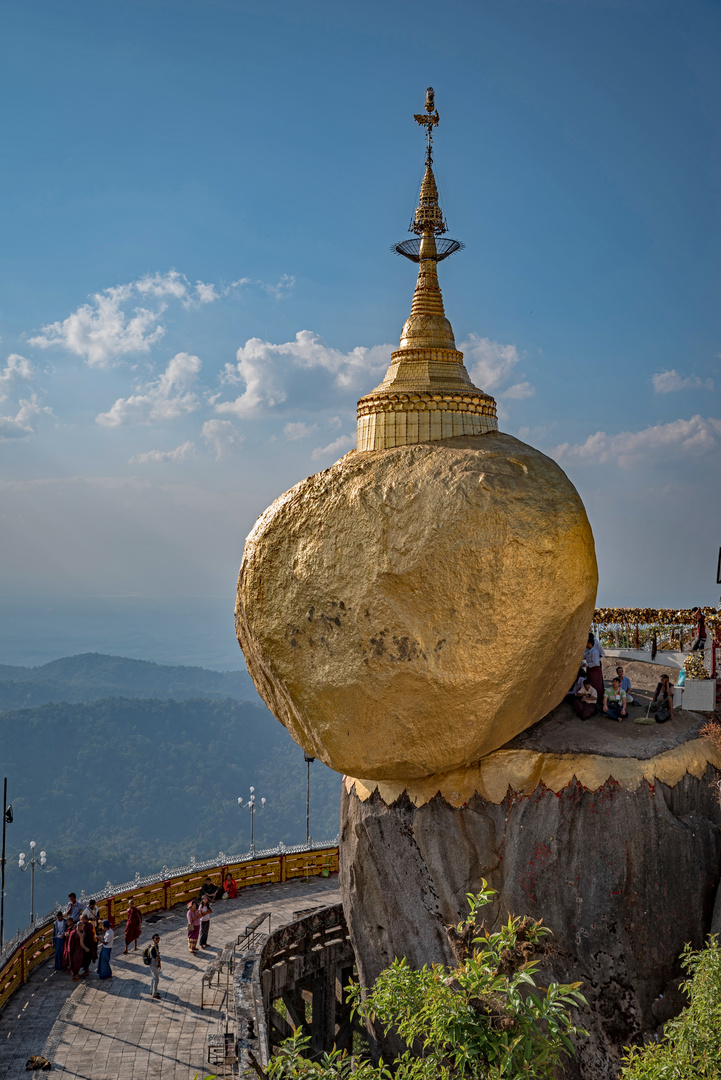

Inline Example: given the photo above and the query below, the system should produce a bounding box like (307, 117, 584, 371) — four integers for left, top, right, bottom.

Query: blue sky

(1, 0, 720, 664)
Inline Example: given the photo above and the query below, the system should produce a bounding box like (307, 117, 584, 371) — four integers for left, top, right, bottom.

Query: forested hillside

(0, 652, 258, 709)
(0, 694, 341, 939)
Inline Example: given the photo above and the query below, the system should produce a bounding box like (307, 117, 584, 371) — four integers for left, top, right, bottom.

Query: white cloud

(201, 418, 244, 460)
(262, 274, 296, 300)
(194, 281, 220, 304)
(551, 414, 721, 469)
(96, 353, 202, 427)
(500, 381, 535, 400)
(0, 354, 34, 399)
(216, 330, 391, 418)
(460, 335, 527, 394)
(651, 369, 714, 394)
(311, 433, 355, 461)
(129, 441, 196, 465)
(27, 270, 257, 368)
(0, 394, 53, 441)
(283, 421, 318, 441)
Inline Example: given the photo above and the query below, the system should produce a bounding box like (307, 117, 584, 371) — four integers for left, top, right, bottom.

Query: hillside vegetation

(0, 673, 341, 939)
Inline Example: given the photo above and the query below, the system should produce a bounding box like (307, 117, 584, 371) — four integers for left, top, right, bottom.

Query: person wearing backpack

(143, 934, 162, 998)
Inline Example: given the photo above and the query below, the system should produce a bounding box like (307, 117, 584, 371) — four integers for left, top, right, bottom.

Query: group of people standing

(186, 873, 238, 953)
(52, 893, 114, 981)
(52, 893, 152, 986)
(54, 873, 240, 991)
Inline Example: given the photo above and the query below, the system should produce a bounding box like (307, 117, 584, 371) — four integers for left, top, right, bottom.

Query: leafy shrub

(621, 938, 721, 1079)
(266, 884, 587, 1080)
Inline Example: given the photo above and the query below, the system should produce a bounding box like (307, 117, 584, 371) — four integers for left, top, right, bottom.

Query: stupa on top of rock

(235, 88, 598, 784)
(357, 87, 497, 450)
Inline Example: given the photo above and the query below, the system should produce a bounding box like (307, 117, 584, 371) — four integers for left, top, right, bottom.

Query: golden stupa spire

(357, 88, 497, 451)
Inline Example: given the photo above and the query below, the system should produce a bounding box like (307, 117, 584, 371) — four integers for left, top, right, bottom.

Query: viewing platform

(0, 848, 341, 1079)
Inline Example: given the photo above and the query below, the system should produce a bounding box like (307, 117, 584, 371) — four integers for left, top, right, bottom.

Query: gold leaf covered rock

(236, 432, 597, 781)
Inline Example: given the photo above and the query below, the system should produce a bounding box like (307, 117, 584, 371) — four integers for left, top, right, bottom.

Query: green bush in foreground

(621, 937, 721, 1080)
(266, 885, 587, 1080)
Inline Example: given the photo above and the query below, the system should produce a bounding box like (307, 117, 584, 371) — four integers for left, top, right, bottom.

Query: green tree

(266, 885, 587, 1080)
(621, 938, 721, 1080)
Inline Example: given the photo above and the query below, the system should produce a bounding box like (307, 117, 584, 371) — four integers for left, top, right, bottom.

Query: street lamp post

(304, 753, 315, 847)
(238, 787, 266, 857)
(0, 778, 13, 950)
(18, 841, 54, 925)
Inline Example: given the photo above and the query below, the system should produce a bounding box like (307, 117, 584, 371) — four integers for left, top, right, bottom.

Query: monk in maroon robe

(123, 899, 142, 953)
(66, 925, 86, 980)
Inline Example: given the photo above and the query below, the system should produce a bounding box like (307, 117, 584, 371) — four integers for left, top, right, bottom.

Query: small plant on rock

(620, 937, 721, 1079)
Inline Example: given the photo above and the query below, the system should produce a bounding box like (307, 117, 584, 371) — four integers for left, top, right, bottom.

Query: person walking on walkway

(199, 896, 212, 949)
(187, 900, 201, 954)
(148, 934, 162, 998)
(123, 898, 142, 954)
(97, 920, 114, 980)
(52, 912, 67, 971)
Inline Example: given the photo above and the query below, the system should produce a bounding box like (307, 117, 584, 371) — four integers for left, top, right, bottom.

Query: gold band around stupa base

(356, 389, 498, 451)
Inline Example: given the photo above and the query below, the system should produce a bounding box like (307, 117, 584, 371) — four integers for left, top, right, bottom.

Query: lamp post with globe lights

(238, 788, 266, 857)
(304, 753, 315, 847)
(18, 841, 55, 925)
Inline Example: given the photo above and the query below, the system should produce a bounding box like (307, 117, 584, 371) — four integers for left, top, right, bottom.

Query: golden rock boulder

(236, 431, 597, 782)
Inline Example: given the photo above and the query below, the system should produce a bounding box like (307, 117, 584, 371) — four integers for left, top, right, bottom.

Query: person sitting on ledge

(616, 665, 635, 705)
(603, 677, 627, 722)
(199, 877, 222, 903)
(647, 672, 674, 724)
(223, 873, 238, 899)
(574, 679, 598, 720)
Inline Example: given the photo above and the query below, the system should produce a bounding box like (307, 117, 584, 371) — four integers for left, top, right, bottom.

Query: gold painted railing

(0, 845, 339, 1013)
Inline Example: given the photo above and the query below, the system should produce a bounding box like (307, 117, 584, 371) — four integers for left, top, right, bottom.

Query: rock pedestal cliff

(339, 706, 721, 1080)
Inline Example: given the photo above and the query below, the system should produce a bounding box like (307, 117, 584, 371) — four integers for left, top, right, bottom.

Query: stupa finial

(413, 86, 439, 167)
(356, 88, 498, 452)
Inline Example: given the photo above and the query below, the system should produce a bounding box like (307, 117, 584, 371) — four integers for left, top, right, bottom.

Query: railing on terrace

(592, 607, 720, 659)
(0, 837, 339, 1013)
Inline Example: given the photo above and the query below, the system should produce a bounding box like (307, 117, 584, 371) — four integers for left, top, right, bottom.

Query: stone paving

(0, 876, 341, 1080)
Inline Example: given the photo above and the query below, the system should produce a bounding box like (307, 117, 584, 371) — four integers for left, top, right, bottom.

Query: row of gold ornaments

(593, 607, 719, 631)
(684, 653, 709, 680)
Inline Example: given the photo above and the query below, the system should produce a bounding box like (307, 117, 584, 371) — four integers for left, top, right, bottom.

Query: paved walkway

(0, 877, 341, 1080)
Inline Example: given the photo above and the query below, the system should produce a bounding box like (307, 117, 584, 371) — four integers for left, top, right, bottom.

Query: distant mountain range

(0, 652, 260, 710)
(0, 655, 341, 940)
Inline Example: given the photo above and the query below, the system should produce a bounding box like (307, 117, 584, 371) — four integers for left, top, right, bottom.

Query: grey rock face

(340, 767, 721, 1079)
